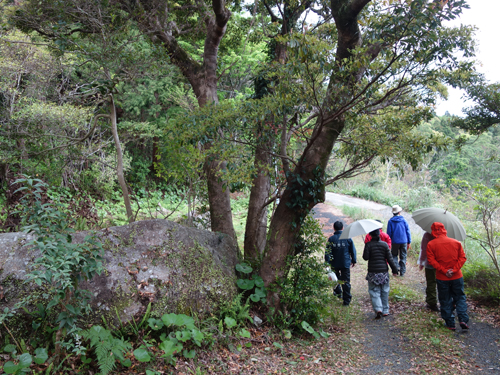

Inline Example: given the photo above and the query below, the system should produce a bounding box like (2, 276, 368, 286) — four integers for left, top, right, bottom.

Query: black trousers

(334, 267, 351, 305)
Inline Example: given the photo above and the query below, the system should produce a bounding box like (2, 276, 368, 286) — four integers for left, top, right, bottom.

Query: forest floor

(177, 199, 500, 375)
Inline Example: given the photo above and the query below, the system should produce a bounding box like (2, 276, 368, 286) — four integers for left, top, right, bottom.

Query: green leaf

(239, 329, 251, 338)
(301, 321, 317, 336)
(34, 348, 48, 364)
(65, 304, 77, 315)
(121, 358, 132, 367)
(319, 330, 330, 338)
(236, 278, 255, 290)
(249, 293, 260, 302)
(4, 344, 16, 353)
(273, 342, 283, 349)
(235, 263, 253, 274)
(283, 330, 292, 339)
(18, 353, 32, 368)
(148, 318, 164, 331)
(133, 348, 151, 362)
(245, 342, 252, 348)
(191, 329, 205, 346)
(159, 339, 183, 357)
(175, 330, 192, 342)
(2, 361, 19, 374)
(252, 275, 264, 288)
(161, 313, 195, 329)
(224, 316, 237, 329)
(183, 349, 196, 358)
(254, 287, 266, 298)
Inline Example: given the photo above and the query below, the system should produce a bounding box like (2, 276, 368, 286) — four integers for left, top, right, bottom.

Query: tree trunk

(259, 0, 371, 312)
(109, 95, 134, 223)
(139, 0, 236, 242)
(260, 116, 344, 310)
(244, 141, 272, 262)
(243, 17, 295, 262)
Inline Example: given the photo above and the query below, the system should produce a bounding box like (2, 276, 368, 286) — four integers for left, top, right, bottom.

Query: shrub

(342, 184, 399, 207)
(270, 215, 334, 330)
(340, 205, 373, 222)
(404, 186, 436, 211)
(462, 262, 500, 305)
(14, 176, 104, 358)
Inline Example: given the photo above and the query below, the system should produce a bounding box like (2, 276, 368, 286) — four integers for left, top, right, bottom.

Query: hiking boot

(375, 311, 383, 320)
(446, 325, 456, 331)
(427, 304, 440, 312)
(460, 322, 469, 330)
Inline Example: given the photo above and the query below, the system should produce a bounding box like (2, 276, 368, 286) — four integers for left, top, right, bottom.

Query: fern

(82, 325, 131, 375)
(217, 293, 252, 325)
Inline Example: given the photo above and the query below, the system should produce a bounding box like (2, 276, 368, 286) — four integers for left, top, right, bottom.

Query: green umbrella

(412, 207, 466, 241)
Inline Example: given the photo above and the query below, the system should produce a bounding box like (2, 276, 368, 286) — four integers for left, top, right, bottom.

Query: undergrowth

(463, 262, 500, 304)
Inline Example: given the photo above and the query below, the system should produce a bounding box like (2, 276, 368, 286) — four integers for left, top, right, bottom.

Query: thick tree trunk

(140, 0, 237, 242)
(243, 30, 291, 262)
(244, 142, 271, 262)
(259, 0, 371, 312)
(260, 116, 344, 310)
(195, 74, 236, 243)
(204, 157, 237, 239)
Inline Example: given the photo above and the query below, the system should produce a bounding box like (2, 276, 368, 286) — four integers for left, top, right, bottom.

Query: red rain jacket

(427, 222, 466, 281)
(364, 229, 392, 248)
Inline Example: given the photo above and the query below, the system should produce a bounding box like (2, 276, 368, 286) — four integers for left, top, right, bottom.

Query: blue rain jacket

(387, 215, 411, 244)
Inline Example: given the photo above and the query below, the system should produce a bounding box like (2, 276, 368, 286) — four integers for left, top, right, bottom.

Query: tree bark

(260, 0, 371, 311)
(244, 140, 272, 263)
(137, 0, 237, 242)
(243, 1, 308, 261)
(260, 116, 343, 310)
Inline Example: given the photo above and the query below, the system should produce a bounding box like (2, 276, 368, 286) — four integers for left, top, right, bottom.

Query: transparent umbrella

(339, 219, 383, 239)
(412, 207, 466, 241)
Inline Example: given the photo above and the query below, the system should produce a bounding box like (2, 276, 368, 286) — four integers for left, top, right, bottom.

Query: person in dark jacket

(325, 221, 357, 306)
(386, 205, 412, 276)
(363, 229, 399, 319)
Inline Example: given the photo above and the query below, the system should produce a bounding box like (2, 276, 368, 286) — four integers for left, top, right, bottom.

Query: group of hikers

(325, 205, 469, 331)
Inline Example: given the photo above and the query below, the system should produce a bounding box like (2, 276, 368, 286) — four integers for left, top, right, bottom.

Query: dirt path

(322, 192, 424, 237)
(313, 201, 500, 374)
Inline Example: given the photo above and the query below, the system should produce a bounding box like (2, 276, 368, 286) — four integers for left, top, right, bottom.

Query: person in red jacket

(427, 222, 469, 331)
(364, 220, 392, 248)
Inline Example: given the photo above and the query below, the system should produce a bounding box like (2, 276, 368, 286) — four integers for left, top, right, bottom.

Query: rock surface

(0, 219, 239, 326)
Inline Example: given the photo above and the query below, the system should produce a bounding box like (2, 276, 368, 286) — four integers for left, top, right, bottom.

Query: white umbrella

(339, 219, 383, 239)
(412, 207, 466, 241)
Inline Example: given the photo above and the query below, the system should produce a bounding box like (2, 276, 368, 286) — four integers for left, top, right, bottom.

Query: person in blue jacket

(386, 205, 411, 276)
(325, 221, 357, 306)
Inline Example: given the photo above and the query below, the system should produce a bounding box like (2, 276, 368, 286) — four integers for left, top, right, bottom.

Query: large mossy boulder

(0, 219, 239, 328)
